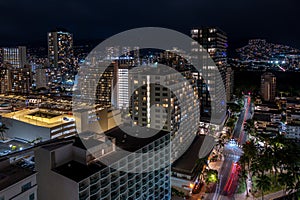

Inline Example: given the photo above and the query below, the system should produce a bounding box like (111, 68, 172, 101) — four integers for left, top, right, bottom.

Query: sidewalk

(254, 190, 287, 200)
(234, 190, 286, 200)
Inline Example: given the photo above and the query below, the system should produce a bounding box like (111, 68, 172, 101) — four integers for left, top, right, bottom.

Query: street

(206, 96, 252, 200)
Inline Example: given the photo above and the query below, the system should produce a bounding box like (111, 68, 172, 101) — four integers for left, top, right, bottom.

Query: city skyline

(0, 0, 299, 49)
(1, 1, 300, 199)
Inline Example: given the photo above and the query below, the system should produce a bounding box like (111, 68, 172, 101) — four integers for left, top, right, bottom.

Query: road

(206, 96, 252, 200)
(233, 96, 252, 144)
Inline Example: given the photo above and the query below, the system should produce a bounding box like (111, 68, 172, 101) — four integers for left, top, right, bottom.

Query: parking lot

(0, 139, 32, 156)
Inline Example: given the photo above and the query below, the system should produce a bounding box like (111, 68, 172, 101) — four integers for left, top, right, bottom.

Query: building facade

(191, 27, 228, 124)
(2, 109, 76, 141)
(225, 67, 234, 101)
(2, 46, 27, 68)
(261, 72, 276, 102)
(0, 64, 32, 94)
(35, 127, 171, 200)
(129, 67, 199, 162)
(34, 67, 47, 89)
(47, 30, 74, 86)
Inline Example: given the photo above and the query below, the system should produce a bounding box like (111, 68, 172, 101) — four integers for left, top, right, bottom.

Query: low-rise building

(283, 125, 300, 141)
(0, 157, 37, 200)
(1, 109, 76, 141)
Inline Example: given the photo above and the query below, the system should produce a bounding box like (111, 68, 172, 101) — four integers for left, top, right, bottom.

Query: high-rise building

(96, 65, 115, 107)
(191, 27, 227, 66)
(112, 59, 135, 109)
(2, 46, 27, 68)
(0, 64, 32, 94)
(112, 56, 136, 109)
(10, 65, 32, 94)
(191, 27, 227, 124)
(129, 67, 199, 162)
(0, 65, 12, 94)
(116, 66, 130, 109)
(261, 72, 276, 102)
(225, 67, 234, 102)
(35, 127, 171, 200)
(34, 67, 47, 89)
(47, 30, 74, 86)
(75, 61, 115, 107)
(77, 57, 136, 108)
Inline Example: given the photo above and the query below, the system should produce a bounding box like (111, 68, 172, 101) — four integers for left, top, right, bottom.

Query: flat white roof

(1, 109, 74, 128)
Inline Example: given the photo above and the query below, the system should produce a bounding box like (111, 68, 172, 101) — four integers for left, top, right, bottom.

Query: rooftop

(105, 125, 170, 152)
(28, 111, 60, 119)
(1, 109, 74, 128)
(0, 139, 32, 156)
(51, 125, 170, 182)
(172, 135, 215, 175)
(74, 132, 107, 150)
(53, 160, 105, 182)
(0, 163, 36, 192)
(254, 113, 271, 122)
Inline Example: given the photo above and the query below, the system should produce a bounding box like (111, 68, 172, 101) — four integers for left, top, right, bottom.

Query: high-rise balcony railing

(128, 180, 135, 188)
(79, 182, 89, 192)
(101, 171, 109, 179)
(111, 174, 118, 182)
(120, 178, 126, 185)
(79, 192, 89, 200)
(128, 173, 134, 180)
(100, 180, 109, 188)
(101, 189, 110, 198)
(128, 189, 135, 196)
(120, 186, 127, 194)
(111, 191, 119, 200)
(90, 185, 100, 196)
(90, 177, 99, 185)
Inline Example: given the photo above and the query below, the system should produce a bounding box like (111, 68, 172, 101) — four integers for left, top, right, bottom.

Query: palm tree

(244, 119, 255, 136)
(243, 140, 257, 179)
(282, 142, 300, 193)
(268, 135, 286, 183)
(0, 123, 8, 140)
(278, 172, 294, 195)
(256, 174, 271, 200)
(261, 151, 273, 175)
(239, 155, 249, 197)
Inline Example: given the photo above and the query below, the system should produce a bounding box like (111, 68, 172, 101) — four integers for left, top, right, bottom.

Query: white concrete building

(35, 126, 171, 200)
(1, 109, 76, 141)
(130, 67, 199, 162)
(116, 67, 130, 109)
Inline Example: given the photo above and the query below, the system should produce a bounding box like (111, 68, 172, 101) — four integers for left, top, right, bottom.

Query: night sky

(0, 0, 299, 49)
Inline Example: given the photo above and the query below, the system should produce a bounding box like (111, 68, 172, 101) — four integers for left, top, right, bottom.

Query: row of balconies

(77, 134, 171, 199)
(86, 177, 170, 200)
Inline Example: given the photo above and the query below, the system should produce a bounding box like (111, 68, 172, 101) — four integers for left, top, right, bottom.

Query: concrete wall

(35, 147, 79, 200)
(3, 117, 51, 141)
(54, 144, 73, 167)
(72, 146, 87, 165)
